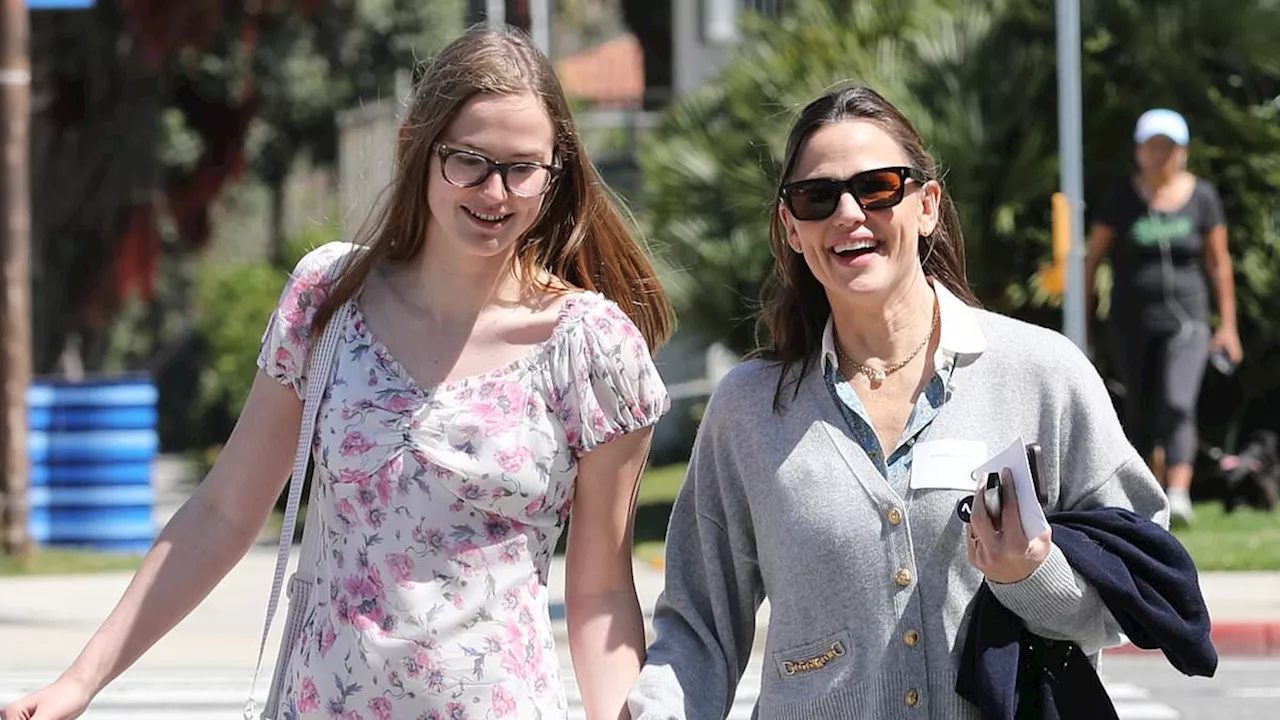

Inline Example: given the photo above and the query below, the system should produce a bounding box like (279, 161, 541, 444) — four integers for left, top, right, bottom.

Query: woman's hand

(1, 676, 94, 720)
(966, 468, 1053, 584)
(1211, 325, 1243, 365)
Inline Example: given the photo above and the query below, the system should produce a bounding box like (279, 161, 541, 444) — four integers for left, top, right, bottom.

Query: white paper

(968, 435, 1050, 539)
(909, 439, 989, 491)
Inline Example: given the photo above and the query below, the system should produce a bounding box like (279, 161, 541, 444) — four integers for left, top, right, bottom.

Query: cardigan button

(905, 689, 920, 707)
(894, 568, 913, 587)
(904, 630, 920, 647)
(887, 508, 904, 526)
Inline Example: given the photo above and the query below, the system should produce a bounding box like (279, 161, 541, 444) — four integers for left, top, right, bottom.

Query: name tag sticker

(910, 439, 988, 491)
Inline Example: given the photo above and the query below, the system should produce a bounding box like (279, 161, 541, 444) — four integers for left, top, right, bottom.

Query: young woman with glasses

(4, 25, 672, 720)
(627, 85, 1168, 719)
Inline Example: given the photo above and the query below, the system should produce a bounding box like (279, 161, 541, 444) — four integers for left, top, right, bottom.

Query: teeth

(468, 208, 505, 222)
(833, 240, 878, 253)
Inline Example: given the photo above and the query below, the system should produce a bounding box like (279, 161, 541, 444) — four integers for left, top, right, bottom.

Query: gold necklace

(836, 301, 939, 384)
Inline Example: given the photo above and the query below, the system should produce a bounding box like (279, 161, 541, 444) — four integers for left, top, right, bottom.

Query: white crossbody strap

(243, 298, 352, 720)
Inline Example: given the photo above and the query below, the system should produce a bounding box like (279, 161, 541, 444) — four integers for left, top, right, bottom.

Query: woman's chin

(826, 265, 894, 300)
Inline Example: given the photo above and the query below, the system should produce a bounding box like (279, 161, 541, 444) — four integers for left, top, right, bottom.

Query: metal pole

(0, 0, 32, 559)
(1056, 0, 1087, 350)
(485, 0, 505, 29)
(529, 0, 550, 55)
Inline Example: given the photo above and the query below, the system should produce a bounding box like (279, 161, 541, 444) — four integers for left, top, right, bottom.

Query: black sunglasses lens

(787, 181, 841, 220)
(852, 170, 906, 210)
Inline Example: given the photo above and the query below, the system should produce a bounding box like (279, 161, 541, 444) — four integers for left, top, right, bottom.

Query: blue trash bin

(27, 376, 159, 554)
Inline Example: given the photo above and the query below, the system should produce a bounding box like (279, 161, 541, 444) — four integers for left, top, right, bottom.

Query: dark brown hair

(310, 25, 673, 352)
(757, 85, 979, 408)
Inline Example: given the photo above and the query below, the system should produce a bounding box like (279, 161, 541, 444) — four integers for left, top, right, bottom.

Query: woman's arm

(1203, 224, 1243, 362)
(627, 375, 763, 720)
(980, 457, 1165, 655)
(1, 246, 345, 720)
(566, 427, 654, 720)
(11, 372, 303, 711)
(1083, 222, 1116, 344)
(982, 333, 1168, 655)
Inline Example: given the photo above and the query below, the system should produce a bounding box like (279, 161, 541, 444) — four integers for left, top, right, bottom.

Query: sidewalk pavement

(1, 542, 1277, 676)
(1, 456, 1274, 669)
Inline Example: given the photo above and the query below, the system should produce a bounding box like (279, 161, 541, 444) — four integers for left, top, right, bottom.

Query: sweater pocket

(772, 629, 852, 680)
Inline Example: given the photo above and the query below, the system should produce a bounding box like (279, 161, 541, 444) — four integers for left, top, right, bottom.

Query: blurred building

(462, 0, 783, 107)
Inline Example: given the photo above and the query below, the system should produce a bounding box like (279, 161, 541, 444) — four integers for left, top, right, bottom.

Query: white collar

(820, 280, 986, 371)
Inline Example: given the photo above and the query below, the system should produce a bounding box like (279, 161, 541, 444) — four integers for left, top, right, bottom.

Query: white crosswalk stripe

(1103, 682, 1181, 720)
(563, 665, 761, 720)
(0, 664, 1177, 719)
(0, 669, 265, 720)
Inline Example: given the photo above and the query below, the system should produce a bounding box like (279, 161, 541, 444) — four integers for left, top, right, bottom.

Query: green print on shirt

(1132, 213, 1194, 247)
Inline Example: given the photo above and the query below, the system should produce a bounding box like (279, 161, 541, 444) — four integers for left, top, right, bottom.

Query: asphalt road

(1099, 655, 1280, 720)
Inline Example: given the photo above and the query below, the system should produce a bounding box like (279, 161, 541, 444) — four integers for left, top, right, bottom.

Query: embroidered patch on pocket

(774, 630, 853, 678)
(782, 641, 845, 675)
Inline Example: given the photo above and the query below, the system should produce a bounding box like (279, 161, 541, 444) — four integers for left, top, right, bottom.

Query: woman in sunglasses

(628, 85, 1167, 718)
(4, 26, 671, 720)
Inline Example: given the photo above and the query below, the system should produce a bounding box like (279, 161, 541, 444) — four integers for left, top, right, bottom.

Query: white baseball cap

(1134, 108, 1190, 146)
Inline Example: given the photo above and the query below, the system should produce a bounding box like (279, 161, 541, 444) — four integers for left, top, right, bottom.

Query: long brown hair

(310, 24, 673, 352)
(757, 85, 980, 409)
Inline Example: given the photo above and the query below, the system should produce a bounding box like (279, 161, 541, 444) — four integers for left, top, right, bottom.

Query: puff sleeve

(551, 294, 671, 456)
(255, 242, 353, 400)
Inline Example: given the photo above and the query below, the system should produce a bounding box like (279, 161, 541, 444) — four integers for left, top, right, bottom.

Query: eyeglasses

(780, 166, 929, 221)
(433, 143, 560, 197)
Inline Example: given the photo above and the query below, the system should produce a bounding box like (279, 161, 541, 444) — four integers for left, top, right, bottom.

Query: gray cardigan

(627, 309, 1169, 720)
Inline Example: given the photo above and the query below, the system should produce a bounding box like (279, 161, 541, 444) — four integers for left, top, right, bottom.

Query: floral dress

(256, 243, 670, 720)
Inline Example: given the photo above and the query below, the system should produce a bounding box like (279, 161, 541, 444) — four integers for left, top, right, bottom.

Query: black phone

(1210, 348, 1237, 376)
(982, 471, 1004, 530)
(1026, 443, 1049, 505)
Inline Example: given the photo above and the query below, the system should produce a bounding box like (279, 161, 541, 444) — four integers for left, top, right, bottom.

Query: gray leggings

(1111, 321, 1210, 466)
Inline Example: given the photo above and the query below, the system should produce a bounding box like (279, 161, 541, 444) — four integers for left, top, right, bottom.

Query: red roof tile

(556, 33, 645, 108)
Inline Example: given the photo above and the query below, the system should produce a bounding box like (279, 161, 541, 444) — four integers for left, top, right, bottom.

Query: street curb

(1105, 621, 1280, 658)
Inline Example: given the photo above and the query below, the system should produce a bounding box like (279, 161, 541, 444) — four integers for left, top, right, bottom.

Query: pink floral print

(257, 243, 669, 719)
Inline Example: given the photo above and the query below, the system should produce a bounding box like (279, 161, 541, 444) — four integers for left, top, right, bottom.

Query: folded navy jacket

(955, 507, 1217, 720)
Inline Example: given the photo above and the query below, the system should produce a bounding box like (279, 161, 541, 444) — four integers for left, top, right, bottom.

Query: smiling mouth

(464, 206, 513, 225)
(831, 240, 881, 258)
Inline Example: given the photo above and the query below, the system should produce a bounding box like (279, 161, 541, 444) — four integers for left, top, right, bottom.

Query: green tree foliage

(192, 234, 317, 428)
(242, 0, 466, 262)
(251, 0, 465, 178)
(183, 224, 333, 496)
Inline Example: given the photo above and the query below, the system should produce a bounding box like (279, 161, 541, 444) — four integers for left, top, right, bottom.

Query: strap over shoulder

(244, 295, 353, 719)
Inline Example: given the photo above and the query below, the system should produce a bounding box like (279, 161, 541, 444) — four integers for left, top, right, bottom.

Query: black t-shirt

(1093, 176, 1225, 332)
